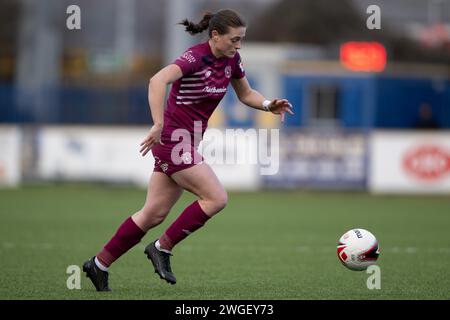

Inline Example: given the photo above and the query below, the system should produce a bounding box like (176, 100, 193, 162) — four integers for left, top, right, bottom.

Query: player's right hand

(140, 124, 163, 156)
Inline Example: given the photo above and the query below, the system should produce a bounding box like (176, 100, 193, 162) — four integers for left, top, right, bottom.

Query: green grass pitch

(0, 184, 449, 299)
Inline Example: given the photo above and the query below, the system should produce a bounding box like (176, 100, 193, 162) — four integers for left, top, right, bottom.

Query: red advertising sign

(403, 145, 450, 181)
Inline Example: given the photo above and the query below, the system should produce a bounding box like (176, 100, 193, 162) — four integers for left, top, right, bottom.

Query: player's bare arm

(231, 76, 294, 122)
(140, 64, 183, 156)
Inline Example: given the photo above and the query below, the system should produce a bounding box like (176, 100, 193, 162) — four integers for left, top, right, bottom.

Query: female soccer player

(83, 9, 293, 291)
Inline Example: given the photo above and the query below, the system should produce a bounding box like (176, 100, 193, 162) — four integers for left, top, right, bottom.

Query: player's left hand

(139, 124, 163, 157)
(268, 99, 294, 122)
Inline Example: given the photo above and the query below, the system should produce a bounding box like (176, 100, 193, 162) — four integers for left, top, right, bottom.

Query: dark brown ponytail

(179, 9, 246, 37)
(179, 12, 214, 35)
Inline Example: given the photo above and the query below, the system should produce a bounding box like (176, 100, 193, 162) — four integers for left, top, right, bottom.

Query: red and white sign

(370, 131, 450, 193)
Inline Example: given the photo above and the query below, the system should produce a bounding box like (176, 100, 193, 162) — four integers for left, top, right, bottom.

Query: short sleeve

(232, 53, 245, 79)
(173, 50, 203, 76)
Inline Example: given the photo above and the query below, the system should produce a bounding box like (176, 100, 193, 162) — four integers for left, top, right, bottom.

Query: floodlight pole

(164, 0, 197, 65)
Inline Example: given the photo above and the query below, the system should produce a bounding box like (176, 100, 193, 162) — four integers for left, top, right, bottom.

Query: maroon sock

(96, 216, 146, 267)
(159, 201, 210, 251)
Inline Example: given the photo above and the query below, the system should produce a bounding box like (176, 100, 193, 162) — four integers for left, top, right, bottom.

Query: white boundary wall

(4, 125, 450, 194)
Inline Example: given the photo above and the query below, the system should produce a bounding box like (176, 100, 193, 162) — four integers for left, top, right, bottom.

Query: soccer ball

(337, 228, 380, 271)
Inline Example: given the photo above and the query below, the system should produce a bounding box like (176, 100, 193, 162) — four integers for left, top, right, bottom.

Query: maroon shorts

(151, 142, 203, 176)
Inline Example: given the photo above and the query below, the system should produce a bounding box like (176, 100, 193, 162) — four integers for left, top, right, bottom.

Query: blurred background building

(1, 0, 450, 193)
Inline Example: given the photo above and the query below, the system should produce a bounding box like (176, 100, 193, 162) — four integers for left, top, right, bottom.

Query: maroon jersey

(160, 41, 245, 147)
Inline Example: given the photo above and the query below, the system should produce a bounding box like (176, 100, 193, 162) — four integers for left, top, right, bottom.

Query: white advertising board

(37, 126, 154, 187)
(0, 126, 21, 187)
(369, 131, 450, 194)
(37, 126, 260, 190)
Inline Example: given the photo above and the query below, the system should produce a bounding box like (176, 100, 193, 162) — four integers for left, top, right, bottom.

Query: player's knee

(151, 212, 168, 226)
(141, 206, 170, 228)
(212, 191, 228, 213)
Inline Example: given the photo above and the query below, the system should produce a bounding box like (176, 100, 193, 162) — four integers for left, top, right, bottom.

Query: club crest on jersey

(225, 66, 232, 78)
(160, 163, 169, 172)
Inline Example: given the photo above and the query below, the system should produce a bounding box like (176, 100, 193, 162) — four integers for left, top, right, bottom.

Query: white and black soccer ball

(337, 228, 380, 271)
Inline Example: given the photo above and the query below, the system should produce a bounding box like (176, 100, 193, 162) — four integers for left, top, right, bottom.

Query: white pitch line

(2, 242, 450, 255)
(2, 242, 53, 250)
(2, 242, 16, 249)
